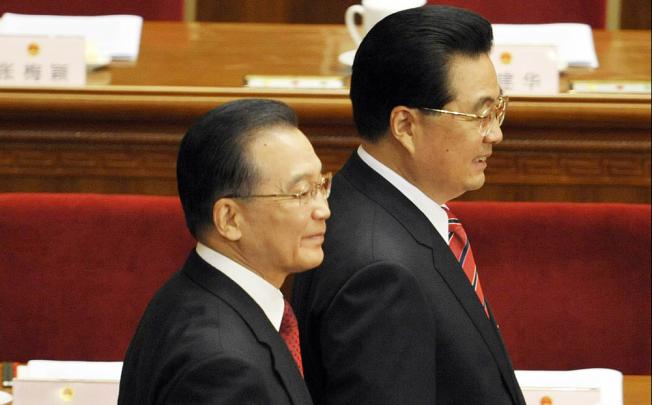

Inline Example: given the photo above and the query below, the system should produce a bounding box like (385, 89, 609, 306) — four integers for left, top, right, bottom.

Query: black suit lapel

(182, 251, 312, 405)
(341, 152, 523, 404)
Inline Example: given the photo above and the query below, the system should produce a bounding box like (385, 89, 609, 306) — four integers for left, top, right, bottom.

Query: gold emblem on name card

(27, 42, 40, 56)
(500, 51, 512, 65)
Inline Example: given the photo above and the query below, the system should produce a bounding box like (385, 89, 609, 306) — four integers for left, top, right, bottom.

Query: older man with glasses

(118, 99, 329, 405)
(292, 5, 525, 405)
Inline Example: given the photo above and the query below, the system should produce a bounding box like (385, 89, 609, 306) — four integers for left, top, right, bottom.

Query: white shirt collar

(195, 242, 285, 331)
(357, 145, 449, 244)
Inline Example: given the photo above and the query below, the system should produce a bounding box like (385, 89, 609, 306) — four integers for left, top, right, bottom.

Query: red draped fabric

(0, 0, 183, 21)
(428, 0, 606, 28)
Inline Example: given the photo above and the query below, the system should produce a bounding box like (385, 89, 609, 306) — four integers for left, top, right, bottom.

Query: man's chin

(465, 174, 486, 192)
(292, 251, 325, 274)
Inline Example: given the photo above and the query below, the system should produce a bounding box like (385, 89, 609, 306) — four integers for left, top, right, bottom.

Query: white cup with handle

(345, 0, 427, 47)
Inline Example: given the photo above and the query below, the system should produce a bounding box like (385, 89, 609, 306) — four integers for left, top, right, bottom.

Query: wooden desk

(0, 23, 649, 202)
(0, 376, 650, 404)
(624, 376, 652, 405)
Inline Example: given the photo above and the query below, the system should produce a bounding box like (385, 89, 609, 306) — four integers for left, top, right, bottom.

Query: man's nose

(484, 121, 503, 144)
(313, 197, 331, 220)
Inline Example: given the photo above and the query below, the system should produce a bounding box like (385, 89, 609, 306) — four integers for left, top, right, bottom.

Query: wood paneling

(621, 0, 652, 28)
(623, 376, 652, 405)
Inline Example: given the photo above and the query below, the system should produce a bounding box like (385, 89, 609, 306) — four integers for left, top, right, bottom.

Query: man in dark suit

(293, 6, 526, 405)
(118, 99, 331, 404)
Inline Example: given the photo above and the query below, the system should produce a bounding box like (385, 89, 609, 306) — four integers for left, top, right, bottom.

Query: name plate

(12, 378, 118, 405)
(522, 386, 602, 405)
(0, 36, 86, 87)
(490, 44, 559, 94)
(244, 74, 346, 89)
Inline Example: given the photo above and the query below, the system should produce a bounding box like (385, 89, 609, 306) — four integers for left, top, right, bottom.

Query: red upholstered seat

(0, 0, 183, 21)
(0, 193, 194, 361)
(427, 0, 606, 28)
(0, 194, 649, 375)
(448, 201, 651, 374)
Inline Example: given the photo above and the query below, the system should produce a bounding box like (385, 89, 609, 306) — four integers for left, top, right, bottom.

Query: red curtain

(427, 0, 606, 28)
(0, 0, 184, 21)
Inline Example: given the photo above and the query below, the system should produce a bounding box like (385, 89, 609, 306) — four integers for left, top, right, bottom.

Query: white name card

(515, 368, 623, 405)
(490, 45, 559, 95)
(0, 36, 86, 87)
(12, 379, 119, 405)
(522, 386, 602, 405)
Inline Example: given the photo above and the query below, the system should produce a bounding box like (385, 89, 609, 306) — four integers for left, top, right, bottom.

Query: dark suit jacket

(293, 151, 525, 405)
(118, 251, 312, 405)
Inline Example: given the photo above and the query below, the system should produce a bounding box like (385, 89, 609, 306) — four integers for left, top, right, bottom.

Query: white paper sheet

(0, 391, 12, 405)
(16, 360, 122, 381)
(492, 23, 599, 69)
(0, 13, 142, 61)
(515, 368, 623, 405)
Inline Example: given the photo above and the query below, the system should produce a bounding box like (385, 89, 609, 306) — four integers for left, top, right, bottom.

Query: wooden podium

(0, 23, 649, 202)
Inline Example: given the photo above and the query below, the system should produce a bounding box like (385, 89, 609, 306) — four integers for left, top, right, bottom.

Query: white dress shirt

(195, 242, 285, 331)
(357, 145, 449, 244)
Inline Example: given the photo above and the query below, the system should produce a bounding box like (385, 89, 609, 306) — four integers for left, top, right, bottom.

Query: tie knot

(280, 299, 298, 332)
(442, 205, 461, 225)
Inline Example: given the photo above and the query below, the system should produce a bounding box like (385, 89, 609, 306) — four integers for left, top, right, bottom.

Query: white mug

(345, 0, 427, 47)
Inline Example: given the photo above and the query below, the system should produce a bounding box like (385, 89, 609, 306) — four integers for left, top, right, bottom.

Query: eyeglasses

(419, 95, 509, 138)
(229, 172, 332, 205)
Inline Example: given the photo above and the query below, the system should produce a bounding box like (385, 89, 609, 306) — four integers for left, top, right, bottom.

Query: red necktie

(443, 206, 489, 317)
(280, 299, 303, 376)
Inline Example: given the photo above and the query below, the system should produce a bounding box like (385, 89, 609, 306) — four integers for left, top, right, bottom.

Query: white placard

(490, 45, 559, 95)
(12, 360, 121, 405)
(0, 13, 143, 61)
(0, 36, 86, 87)
(492, 23, 599, 69)
(515, 368, 623, 405)
(522, 386, 601, 405)
(12, 379, 118, 405)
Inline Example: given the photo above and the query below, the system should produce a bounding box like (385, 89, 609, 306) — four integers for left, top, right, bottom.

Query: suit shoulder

(322, 180, 428, 273)
(120, 283, 288, 404)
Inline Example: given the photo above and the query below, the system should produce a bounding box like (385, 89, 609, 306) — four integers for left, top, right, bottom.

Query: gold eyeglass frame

(419, 95, 509, 136)
(229, 172, 332, 204)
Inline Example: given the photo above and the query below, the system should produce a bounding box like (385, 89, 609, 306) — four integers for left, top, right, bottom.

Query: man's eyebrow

(287, 166, 324, 186)
(473, 96, 495, 112)
(473, 89, 503, 112)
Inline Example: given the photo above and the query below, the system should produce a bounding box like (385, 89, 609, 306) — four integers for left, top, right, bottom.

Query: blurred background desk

(0, 375, 649, 404)
(624, 375, 652, 405)
(0, 23, 649, 202)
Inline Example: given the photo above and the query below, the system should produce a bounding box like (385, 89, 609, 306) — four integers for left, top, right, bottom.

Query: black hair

(349, 5, 493, 141)
(176, 98, 298, 237)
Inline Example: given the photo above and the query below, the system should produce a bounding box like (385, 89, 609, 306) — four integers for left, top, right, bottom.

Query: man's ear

(389, 106, 418, 155)
(212, 198, 243, 241)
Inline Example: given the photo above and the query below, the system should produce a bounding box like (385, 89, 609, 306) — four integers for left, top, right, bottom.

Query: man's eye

(297, 188, 312, 198)
(479, 106, 493, 117)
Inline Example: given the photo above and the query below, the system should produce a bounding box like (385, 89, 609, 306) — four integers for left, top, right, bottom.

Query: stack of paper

(493, 23, 599, 69)
(16, 360, 122, 381)
(515, 368, 623, 405)
(0, 13, 143, 61)
(13, 361, 122, 405)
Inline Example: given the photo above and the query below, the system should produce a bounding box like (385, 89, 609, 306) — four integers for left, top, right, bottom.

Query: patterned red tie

(443, 206, 489, 317)
(280, 299, 303, 376)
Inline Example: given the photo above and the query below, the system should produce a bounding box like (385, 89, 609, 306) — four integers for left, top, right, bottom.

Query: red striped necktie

(280, 299, 304, 376)
(443, 206, 489, 318)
